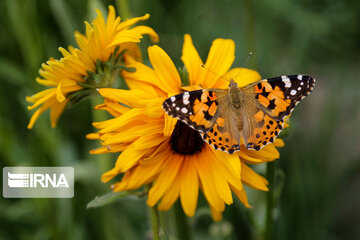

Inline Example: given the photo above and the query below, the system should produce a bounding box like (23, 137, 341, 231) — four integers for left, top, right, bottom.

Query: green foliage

(1, 0, 359, 239)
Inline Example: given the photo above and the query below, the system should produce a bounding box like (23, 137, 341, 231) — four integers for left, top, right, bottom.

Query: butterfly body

(163, 75, 315, 153)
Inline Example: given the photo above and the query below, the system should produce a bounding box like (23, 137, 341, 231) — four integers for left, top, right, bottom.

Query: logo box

(3, 167, 74, 198)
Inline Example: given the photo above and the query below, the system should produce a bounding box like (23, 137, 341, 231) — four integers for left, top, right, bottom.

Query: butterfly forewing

(243, 75, 315, 120)
(162, 89, 226, 132)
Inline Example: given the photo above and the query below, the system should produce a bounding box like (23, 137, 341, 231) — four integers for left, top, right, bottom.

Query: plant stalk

(174, 200, 192, 240)
(149, 204, 160, 240)
(265, 161, 276, 240)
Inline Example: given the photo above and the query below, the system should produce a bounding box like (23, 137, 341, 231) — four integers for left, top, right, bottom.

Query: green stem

(173, 201, 192, 240)
(149, 204, 160, 240)
(116, 0, 131, 19)
(243, 0, 257, 69)
(265, 161, 276, 240)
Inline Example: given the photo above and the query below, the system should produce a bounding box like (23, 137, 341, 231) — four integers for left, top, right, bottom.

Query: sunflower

(88, 34, 285, 221)
(26, 5, 159, 129)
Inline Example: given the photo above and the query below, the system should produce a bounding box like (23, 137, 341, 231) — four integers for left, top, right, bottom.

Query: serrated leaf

(86, 191, 130, 209)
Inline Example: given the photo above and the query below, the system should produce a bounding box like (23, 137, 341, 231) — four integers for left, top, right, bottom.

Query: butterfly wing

(200, 101, 242, 154)
(163, 75, 315, 152)
(243, 75, 315, 120)
(241, 74, 315, 150)
(162, 89, 228, 132)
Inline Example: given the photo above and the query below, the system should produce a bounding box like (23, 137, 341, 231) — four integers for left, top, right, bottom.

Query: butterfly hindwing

(162, 89, 226, 132)
(201, 113, 241, 154)
(244, 110, 284, 150)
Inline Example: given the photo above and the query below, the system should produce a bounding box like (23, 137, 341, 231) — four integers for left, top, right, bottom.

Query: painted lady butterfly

(163, 75, 315, 153)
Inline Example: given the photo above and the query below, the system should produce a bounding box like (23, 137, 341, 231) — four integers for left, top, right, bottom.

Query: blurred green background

(1, 0, 359, 239)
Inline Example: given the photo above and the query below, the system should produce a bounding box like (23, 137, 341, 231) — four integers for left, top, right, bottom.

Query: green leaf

(86, 190, 145, 209)
(87, 191, 130, 209)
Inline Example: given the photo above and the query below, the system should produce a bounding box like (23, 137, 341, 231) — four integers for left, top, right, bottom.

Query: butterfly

(163, 75, 315, 153)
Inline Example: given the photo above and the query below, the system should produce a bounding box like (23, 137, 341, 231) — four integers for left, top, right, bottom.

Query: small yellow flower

(89, 34, 285, 221)
(26, 5, 159, 129)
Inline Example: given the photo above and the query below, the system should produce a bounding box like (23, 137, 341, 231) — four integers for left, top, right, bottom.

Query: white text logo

(8, 172, 69, 188)
(3, 167, 74, 198)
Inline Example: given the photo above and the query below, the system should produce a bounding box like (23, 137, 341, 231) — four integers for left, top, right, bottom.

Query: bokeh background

(1, 0, 359, 239)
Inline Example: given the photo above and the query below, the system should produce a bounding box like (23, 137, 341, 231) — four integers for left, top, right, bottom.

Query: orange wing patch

(162, 89, 221, 132)
(201, 117, 240, 154)
(253, 75, 315, 120)
(246, 113, 284, 150)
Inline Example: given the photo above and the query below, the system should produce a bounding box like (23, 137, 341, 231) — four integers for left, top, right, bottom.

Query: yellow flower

(89, 34, 285, 221)
(26, 5, 159, 129)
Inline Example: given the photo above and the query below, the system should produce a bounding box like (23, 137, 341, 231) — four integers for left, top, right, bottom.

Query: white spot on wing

(183, 92, 190, 105)
(171, 96, 176, 102)
(176, 107, 180, 111)
(297, 87, 301, 91)
(297, 75, 303, 80)
(290, 89, 297, 96)
(281, 76, 291, 88)
(181, 108, 188, 114)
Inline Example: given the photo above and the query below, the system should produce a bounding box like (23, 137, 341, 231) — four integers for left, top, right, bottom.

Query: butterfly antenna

(233, 51, 253, 81)
(200, 64, 230, 82)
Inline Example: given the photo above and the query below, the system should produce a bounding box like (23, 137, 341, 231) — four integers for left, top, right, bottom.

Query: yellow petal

(122, 54, 169, 97)
(207, 152, 233, 205)
(50, 99, 69, 128)
(56, 79, 77, 102)
(147, 154, 184, 207)
(121, 43, 142, 62)
(94, 100, 130, 117)
(273, 138, 285, 147)
(106, 6, 117, 26)
(117, 14, 150, 30)
(181, 34, 204, 86)
(127, 141, 171, 189)
(27, 104, 48, 129)
(102, 122, 163, 146)
(144, 98, 164, 118)
(223, 67, 262, 87)
(148, 45, 182, 93)
(108, 29, 142, 48)
(27, 90, 56, 110)
(98, 88, 154, 108)
(202, 38, 235, 88)
(101, 168, 121, 183)
(195, 151, 225, 212)
(94, 108, 145, 133)
(36, 77, 57, 87)
(106, 6, 120, 39)
(210, 207, 223, 222)
(241, 162, 268, 191)
(115, 134, 166, 172)
(157, 170, 182, 211)
(163, 113, 177, 137)
(131, 25, 159, 43)
(232, 186, 251, 208)
(244, 143, 280, 162)
(180, 156, 199, 217)
(112, 172, 132, 191)
(212, 149, 243, 191)
(238, 146, 268, 164)
(86, 133, 100, 140)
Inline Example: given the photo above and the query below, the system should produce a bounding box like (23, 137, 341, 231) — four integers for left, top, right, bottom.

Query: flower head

(26, 5, 159, 129)
(89, 34, 285, 220)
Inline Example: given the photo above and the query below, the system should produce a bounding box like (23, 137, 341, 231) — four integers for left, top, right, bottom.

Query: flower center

(170, 121, 204, 155)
